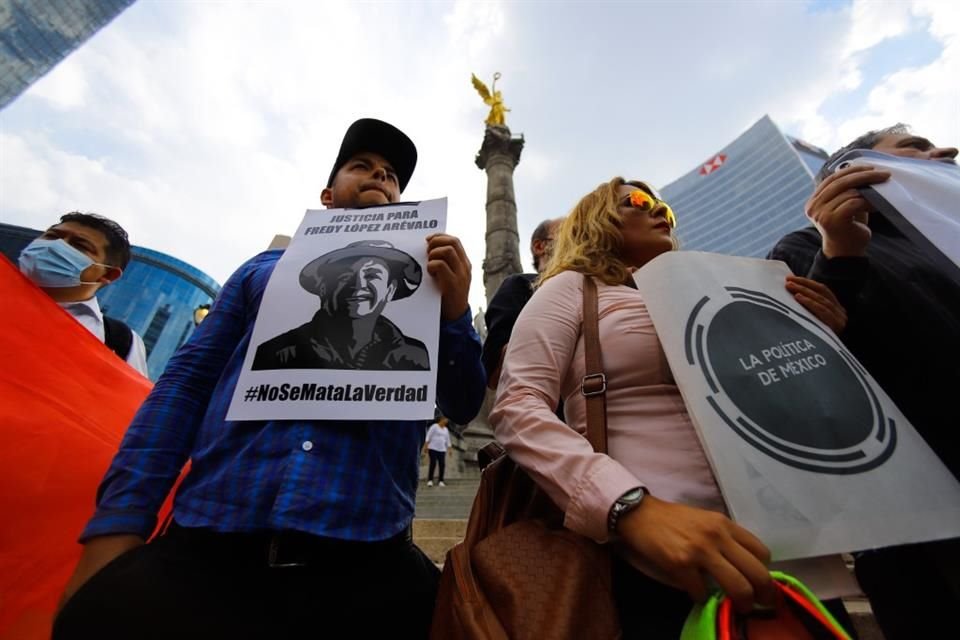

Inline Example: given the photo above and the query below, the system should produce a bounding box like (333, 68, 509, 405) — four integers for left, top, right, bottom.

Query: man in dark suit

(483, 217, 562, 388)
(768, 124, 959, 640)
(253, 239, 429, 371)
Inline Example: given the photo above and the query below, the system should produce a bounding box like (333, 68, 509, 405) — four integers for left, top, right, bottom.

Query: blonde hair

(540, 177, 667, 286)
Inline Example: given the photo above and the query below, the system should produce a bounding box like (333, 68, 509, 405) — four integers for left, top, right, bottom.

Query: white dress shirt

(59, 296, 150, 378)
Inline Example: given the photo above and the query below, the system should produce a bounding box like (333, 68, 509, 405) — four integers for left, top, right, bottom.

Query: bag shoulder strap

(581, 276, 608, 454)
(103, 315, 134, 360)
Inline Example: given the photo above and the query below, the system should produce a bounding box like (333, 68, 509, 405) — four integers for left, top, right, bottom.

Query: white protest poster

(634, 251, 960, 561)
(834, 149, 960, 269)
(226, 198, 447, 422)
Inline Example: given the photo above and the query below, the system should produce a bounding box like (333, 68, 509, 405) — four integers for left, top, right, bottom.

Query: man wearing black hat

(54, 119, 486, 639)
(253, 240, 430, 371)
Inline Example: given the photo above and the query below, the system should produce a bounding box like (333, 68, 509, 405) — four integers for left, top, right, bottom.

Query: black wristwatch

(608, 487, 646, 533)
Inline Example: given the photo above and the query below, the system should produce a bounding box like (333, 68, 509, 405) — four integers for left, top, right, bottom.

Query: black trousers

(427, 450, 445, 482)
(612, 556, 858, 639)
(855, 538, 960, 640)
(612, 556, 694, 639)
(53, 523, 440, 640)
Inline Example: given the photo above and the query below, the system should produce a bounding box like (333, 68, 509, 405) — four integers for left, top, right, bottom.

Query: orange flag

(0, 256, 154, 639)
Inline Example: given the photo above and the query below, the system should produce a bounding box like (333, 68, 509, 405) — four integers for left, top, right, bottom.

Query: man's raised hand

(426, 234, 471, 321)
(806, 164, 890, 258)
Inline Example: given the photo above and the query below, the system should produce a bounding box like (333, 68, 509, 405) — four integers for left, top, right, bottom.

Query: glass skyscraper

(660, 115, 828, 258)
(1, 223, 220, 380)
(0, 0, 135, 109)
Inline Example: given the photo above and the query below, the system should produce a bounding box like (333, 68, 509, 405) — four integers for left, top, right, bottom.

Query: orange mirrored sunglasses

(621, 189, 677, 228)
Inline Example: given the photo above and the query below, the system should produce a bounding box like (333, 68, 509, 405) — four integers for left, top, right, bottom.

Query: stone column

(457, 125, 525, 475)
(476, 125, 525, 304)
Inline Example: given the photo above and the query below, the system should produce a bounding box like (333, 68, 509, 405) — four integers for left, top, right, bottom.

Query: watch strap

(608, 487, 645, 532)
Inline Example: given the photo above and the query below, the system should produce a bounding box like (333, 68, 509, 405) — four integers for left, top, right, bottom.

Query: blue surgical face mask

(18, 238, 114, 288)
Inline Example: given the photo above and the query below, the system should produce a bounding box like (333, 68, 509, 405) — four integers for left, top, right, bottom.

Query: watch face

(610, 488, 645, 532)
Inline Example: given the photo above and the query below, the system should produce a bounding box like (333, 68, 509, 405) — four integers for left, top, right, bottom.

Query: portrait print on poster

(226, 198, 447, 423)
(252, 240, 429, 372)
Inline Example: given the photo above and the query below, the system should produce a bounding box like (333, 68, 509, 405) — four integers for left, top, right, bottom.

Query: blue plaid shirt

(81, 249, 485, 542)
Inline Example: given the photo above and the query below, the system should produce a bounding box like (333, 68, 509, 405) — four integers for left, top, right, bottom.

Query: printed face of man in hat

(324, 257, 395, 319)
(301, 241, 422, 321)
(252, 240, 427, 372)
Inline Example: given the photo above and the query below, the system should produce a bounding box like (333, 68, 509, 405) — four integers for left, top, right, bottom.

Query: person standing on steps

(424, 417, 451, 487)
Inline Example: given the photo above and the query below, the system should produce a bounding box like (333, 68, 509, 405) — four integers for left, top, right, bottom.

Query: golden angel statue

(471, 72, 510, 127)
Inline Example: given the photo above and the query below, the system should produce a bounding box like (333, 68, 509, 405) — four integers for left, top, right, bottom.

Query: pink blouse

(489, 270, 725, 543)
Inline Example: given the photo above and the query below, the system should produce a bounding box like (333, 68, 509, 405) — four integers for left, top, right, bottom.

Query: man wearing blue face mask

(19, 212, 149, 377)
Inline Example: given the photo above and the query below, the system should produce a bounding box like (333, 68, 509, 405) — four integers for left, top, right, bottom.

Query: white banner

(226, 198, 447, 422)
(634, 251, 960, 560)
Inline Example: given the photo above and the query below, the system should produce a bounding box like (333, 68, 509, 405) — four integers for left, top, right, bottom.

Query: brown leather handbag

(430, 276, 621, 640)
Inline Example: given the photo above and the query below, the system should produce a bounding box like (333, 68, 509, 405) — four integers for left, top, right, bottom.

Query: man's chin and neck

(328, 192, 395, 210)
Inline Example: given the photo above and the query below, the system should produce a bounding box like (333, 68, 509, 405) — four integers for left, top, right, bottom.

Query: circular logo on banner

(685, 288, 896, 474)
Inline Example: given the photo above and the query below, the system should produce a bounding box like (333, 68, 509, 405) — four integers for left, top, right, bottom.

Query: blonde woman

(489, 178, 851, 638)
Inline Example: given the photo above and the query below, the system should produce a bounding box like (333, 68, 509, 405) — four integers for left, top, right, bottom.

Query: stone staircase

(413, 477, 479, 563)
(845, 597, 885, 639)
(415, 477, 479, 519)
(413, 518, 467, 565)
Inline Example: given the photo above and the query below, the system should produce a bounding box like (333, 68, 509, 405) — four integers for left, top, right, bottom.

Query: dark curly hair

(59, 212, 132, 269)
(816, 123, 910, 183)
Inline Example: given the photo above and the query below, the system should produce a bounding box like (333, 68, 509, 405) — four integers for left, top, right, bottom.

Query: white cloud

(784, 0, 958, 150)
(1, 0, 509, 309)
(837, 0, 960, 146)
(1, 0, 956, 316)
(24, 60, 88, 110)
(845, 0, 913, 55)
(445, 0, 506, 58)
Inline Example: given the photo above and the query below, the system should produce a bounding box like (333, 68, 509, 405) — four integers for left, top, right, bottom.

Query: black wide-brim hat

(326, 119, 418, 192)
(300, 240, 422, 300)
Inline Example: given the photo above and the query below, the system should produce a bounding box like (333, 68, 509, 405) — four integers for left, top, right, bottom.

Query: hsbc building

(660, 115, 828, 257)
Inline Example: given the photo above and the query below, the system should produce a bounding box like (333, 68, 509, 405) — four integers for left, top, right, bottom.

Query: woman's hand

(786, 275, 848, 334)
(616, 495, 774, 613)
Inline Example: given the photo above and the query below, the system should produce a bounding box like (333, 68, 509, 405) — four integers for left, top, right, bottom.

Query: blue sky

(1, 0, 957, 312)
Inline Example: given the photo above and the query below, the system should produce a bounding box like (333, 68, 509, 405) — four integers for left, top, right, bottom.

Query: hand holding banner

(832, 149, 960, 270)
